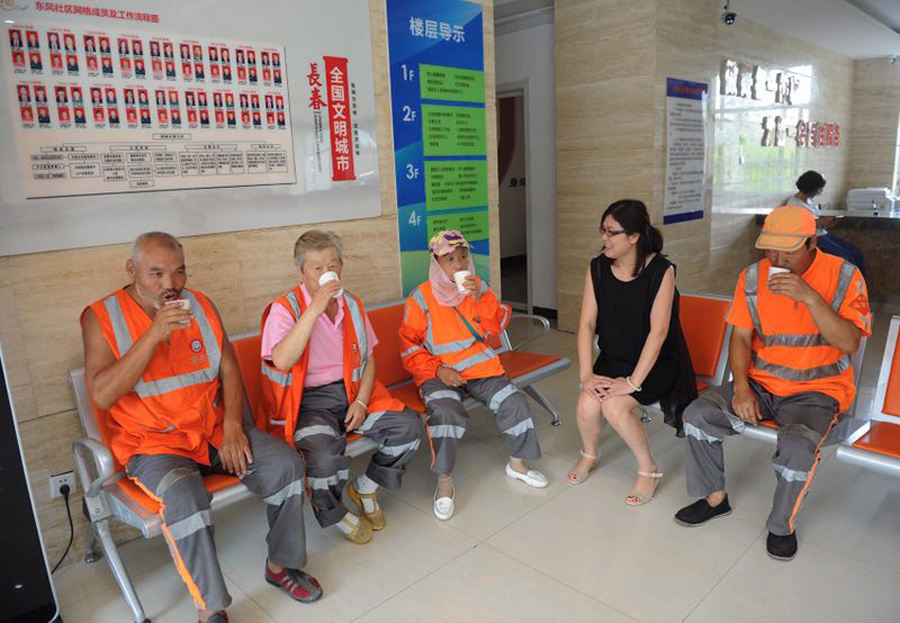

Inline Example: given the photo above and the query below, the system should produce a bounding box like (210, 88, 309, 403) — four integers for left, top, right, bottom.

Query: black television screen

(0, 343, 60, 623)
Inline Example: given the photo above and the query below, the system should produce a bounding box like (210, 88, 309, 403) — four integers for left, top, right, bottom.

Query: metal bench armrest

(505, 313, 551, 351)
(73, 437, 119, 498)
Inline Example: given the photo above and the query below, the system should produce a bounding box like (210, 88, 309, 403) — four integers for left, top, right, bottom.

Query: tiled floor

(54, 306, 900, 622)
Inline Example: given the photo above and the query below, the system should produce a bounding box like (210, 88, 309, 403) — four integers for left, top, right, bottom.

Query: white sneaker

(505, 462, 548, 488)
(433, 481, 455, 521)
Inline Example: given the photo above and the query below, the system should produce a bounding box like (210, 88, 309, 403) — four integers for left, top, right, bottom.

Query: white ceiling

(849, 0, 900, 32)
(735, 0, 900, 59)
(496, 0, 900, 60)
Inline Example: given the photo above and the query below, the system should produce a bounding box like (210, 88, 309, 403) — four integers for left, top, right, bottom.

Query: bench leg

(522, 385, 561, 426)
(639, 407, 652, 424)
(93, 519, 150, 623)
(83, 525, 103, 564)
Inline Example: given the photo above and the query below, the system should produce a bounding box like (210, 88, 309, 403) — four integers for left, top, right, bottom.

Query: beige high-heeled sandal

(625, 470, 664, 506)
(567, 450, 600, 485)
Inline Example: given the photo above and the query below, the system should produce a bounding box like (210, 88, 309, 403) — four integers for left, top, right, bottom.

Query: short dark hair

(796, 170, 826, 195)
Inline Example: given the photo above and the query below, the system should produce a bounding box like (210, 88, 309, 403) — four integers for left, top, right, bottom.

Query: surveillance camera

(722, 11, 737, 25)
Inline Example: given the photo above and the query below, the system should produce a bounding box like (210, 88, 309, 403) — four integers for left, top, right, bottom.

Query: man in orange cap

(674, 206, 870, 561)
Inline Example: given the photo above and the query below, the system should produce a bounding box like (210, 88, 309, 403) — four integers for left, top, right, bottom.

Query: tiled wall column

(0, 0, 499, 568)
(555, 0, 659, 332)
(847, 58, 900, 192)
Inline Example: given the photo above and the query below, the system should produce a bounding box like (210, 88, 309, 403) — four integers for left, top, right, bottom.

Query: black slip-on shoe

(766, 531, 798, 561)
(674, 495, 732, 527)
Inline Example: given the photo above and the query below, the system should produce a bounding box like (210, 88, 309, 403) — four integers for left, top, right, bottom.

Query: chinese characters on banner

(306, 57, 359, 182)
(720, 58, 840, 149)
(664, 78, 707, 225)
(387, 0, 489, 295)
(324, 56, 355, 181)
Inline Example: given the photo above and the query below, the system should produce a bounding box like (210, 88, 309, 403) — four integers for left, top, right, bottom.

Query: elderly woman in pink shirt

(260, 230, 423, 544)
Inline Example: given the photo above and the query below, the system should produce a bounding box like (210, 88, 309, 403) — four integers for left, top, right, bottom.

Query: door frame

(496, 79, 533, 314)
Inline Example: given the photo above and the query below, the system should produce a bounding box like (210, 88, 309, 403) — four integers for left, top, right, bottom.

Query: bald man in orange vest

(81, 232, 322, 623)
(674, 207, 871, 561)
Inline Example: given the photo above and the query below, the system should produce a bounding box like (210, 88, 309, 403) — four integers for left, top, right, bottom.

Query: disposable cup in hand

(318, 271, 344, 298)
(453, 270, 472, 293)
(768, 266, 789, 289)
(167, 299, 191, 324)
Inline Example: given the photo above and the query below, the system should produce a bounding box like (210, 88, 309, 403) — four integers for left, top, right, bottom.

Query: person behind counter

(785, 170, 866, 277)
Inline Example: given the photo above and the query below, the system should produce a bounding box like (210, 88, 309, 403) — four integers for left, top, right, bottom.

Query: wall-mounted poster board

(386, 0, 490, 295)
(0, 1, 379, 255)
(664, 77, 708, 225)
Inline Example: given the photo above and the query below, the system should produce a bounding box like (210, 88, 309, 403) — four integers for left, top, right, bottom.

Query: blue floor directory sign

(386, 0, 490, 294)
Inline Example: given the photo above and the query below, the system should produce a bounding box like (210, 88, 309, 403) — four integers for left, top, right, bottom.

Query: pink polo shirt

(261, 284, 378, 388)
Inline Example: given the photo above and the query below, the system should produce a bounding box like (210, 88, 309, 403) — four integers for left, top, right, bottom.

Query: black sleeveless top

(590, 253, 697, 434)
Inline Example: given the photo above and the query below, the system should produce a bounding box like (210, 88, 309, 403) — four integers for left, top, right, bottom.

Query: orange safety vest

(86, 288, 226, 466)
(743, 253, 866, 413)
(260, 286, 407, 443)
(399, 280, 506, 386)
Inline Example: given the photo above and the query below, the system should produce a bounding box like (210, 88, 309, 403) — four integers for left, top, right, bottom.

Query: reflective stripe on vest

(744, 263, 763, 337)
(745, 260, 857, 337)
(261, 362, 292, 387)
(752, 353, 850, 382)
(449, 346, 497, 372)
(744, 260, 855, 382)
(411, 286, 495, 366)
(401, 345, 424, 358)
(266, 289, 369, 389)
(343, 294, 368, 382)
(104, 290, 222, 398)
(760, 333, 830, 348)
(284, 289, 302, 318)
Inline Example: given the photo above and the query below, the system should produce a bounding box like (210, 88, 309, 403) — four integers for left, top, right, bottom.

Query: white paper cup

(165, 299, 191, 324)
(768, 266, 789, 290)
(453, 270, 472, 293)
(318, 271, 344, 298)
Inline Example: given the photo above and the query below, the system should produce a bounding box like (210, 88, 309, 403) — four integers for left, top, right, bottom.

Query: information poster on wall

(386, 0, 489, 295)
(4, 21, 295, 197)
(0, 1, 379, 256)
(664, 77, 707, 224)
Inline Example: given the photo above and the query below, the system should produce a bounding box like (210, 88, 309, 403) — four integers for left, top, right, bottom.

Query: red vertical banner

(323, 55, 355, 181)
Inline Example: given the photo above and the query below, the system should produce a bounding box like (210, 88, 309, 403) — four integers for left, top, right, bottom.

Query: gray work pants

(293, 381, 423, 528)
(127, 423, 307, 612)
(682, 380, 839, 535)
(421, 374, 541, 474)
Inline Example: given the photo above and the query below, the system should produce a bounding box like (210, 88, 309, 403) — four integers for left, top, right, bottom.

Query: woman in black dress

(568, 200, 696, 505)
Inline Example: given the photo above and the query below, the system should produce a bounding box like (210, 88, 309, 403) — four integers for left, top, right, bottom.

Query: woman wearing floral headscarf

(399, 230, 547, 521)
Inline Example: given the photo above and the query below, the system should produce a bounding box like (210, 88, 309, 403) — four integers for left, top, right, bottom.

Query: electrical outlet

(49, 472, 76, 499)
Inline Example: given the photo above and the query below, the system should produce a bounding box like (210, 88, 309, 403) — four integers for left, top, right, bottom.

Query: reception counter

(746, 210, 900, 301)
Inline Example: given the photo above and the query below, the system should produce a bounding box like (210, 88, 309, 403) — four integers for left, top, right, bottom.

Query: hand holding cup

(318, 271, 344, 298)
(453, 270, 477, 295)
(767, 266, 789, 291)
(151, 299, 192, 342)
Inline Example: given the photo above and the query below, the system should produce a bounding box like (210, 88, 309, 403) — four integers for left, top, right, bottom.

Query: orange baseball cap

(755, 206, 816, 252)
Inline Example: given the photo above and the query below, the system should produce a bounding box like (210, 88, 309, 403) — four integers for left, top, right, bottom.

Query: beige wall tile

(19, 410, 89, 568)
(556, 0, 854, 329)
(847, 59, 900, 191)
(1, 0, 500, 565)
